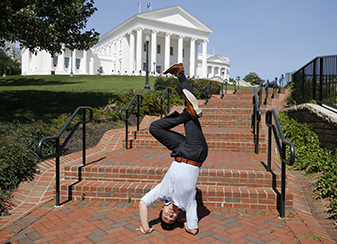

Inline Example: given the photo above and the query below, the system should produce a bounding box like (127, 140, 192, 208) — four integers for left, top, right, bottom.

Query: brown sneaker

(163, 63, 184, 77)
(182, 89, 202, 119)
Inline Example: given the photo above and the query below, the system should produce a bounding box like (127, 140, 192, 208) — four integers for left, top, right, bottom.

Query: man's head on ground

(159, 202, 180, 230)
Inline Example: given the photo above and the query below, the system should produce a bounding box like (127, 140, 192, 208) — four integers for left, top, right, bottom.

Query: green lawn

(0, 75, 245, 124)
(0, 75, 158, 123)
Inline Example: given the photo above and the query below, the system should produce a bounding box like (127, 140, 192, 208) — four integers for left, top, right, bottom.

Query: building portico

(21, 6, 230, 80)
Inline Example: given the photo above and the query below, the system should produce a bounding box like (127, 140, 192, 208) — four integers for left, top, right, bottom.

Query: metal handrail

(221, 78, 228, 98)
(37, 106, 93, 206)
(258, 82, 262, 107)
(265, 109, 295, 218)
(203, 81, 212, 105)
(233, 76, 240, 94)
(271, 77, 277, 99)
(278, 74, 284, 94)
(264, 80, 269, 105)
(252, 87, 261, 154)
(157, 87, 171, 118)
(119, 93, 143, 150)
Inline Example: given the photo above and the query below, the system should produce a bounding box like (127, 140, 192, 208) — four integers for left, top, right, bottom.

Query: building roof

(97, 5, 213, 46)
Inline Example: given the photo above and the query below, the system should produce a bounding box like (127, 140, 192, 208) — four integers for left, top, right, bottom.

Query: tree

(0, 0, 100, 55)
(243, 72, 265, 84)
(0, 51, 21, 75)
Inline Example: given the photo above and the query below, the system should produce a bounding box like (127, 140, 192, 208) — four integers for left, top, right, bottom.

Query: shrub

(278, 111, 337, 220)
(0, 121, 56, 216)
(154, 76, 221, 100)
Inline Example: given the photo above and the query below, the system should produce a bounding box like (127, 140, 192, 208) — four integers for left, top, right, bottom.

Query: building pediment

(139, 6, 212, 33)
(207, 55, 231, 66)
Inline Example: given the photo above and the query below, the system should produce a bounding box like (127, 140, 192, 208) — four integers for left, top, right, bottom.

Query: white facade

(21, 6, 231, 79)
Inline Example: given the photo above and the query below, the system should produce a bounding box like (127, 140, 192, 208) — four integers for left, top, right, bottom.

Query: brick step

(58, 180, 292, 210)
(132, 127, 265, 142)
(202, 113, 252, 120)
(203, 101, 254, 107)
(64, 165, 279, 188)
(200, 107, 267, 114)
(126, 139, 266, 153)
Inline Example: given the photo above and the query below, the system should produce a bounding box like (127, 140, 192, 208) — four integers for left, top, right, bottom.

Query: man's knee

(149, 121, 160, 136)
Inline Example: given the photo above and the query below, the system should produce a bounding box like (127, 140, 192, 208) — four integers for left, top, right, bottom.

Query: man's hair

(159, 210, 176, 230)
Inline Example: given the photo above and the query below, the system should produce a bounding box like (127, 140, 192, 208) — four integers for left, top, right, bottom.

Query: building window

(76, 59, 81, 69)
(183, 49, 185, 58)
(170, 47, 173, 56)
(144, 43, 146, 52)
(156, 66, 161, 74)
(143, 62, 146, 71)
(64, 57, 69, 68)
(52, 56, 58, 67)
(157, 45, 161, 54)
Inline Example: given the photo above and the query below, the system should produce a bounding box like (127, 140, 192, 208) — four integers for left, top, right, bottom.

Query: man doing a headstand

(137, 63, 208, 235)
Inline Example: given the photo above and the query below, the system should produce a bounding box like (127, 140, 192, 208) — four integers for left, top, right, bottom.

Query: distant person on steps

(137, 63, 208, 235)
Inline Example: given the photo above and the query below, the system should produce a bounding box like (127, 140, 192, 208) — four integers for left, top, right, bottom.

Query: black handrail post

(252, 87, 261, 154)
(37, 106, 93, 207)
(157, 87, 171, 118)
(319, 57, 323, 101)
(265, 109, 295, 218)
(82, 110, 86, 166)
(167, 93, 170, 115)
(137, 95, 140, 131)
(267, 116, 272, 172)
(281, 143, 287, 218)
(55, 138, 60, 206)
(119, 94, 143, 150)
(203, 81, 212, 105)
(225, 80, 227, 95)
(125, 117, 129, 150)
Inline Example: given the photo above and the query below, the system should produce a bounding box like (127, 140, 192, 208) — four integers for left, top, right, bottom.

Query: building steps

(53, 88, 292, 212)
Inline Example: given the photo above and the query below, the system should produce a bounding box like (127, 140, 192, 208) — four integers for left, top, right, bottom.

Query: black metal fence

(292, 55, 337, 109)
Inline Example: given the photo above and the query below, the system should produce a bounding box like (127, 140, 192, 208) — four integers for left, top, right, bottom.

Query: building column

(72, 49, 76, 75)
(211, 66, 215, 77)
(116, 38, 120, 74)
(129, 31, 135, 74)
(90, 56, 94, 74)
(21, 49, 29, 74)
(151, 30, 158, 74)
(121, 35, 127, 75)
(136, 28, 143, 74)
(189, 38, 196, 77)
(202, 40, 208, 78)
(83, 50, 87, 74)
(178, 35, 184, 64)
(165, 33, 171, 70)
(59, 50, 65, 72)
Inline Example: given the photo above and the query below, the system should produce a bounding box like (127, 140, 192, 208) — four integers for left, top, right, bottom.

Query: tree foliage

(0, 51, 21, 75)
(0, 0, 100, 55)
(243, 72, 264, 84)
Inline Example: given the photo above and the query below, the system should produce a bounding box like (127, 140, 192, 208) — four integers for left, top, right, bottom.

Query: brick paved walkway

(1, 199, 334, 243)
(0, 90, 336, 243)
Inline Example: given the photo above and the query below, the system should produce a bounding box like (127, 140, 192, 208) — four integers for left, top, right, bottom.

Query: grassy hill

(0, 75, 158, 123)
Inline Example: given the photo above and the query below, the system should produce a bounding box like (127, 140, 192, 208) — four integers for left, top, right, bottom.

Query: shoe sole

(182, 89, 202, 118)
(163, 63, 182, 75)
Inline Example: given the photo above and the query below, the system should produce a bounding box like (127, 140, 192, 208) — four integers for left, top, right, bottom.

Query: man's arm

(185, 197, 199, 235)
(137, 200, 154, 234)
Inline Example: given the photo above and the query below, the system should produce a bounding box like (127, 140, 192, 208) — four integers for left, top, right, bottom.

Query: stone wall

(284, 103, 337, 150)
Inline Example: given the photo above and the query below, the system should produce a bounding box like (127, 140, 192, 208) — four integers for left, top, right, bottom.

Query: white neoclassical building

(21, 6, 231, 79)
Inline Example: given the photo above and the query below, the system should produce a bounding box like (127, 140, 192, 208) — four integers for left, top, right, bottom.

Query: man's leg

(149, 110, 190, 152)
(164, 63, 202, 119)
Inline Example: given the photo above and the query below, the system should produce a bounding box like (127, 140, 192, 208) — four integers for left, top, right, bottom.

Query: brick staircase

(57, 88, 293, 211)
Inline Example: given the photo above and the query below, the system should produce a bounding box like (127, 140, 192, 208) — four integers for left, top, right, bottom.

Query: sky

(85, 0, 337, 81)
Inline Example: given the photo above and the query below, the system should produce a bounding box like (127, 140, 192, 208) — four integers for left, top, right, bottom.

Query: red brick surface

(0, 89, 335, 243)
